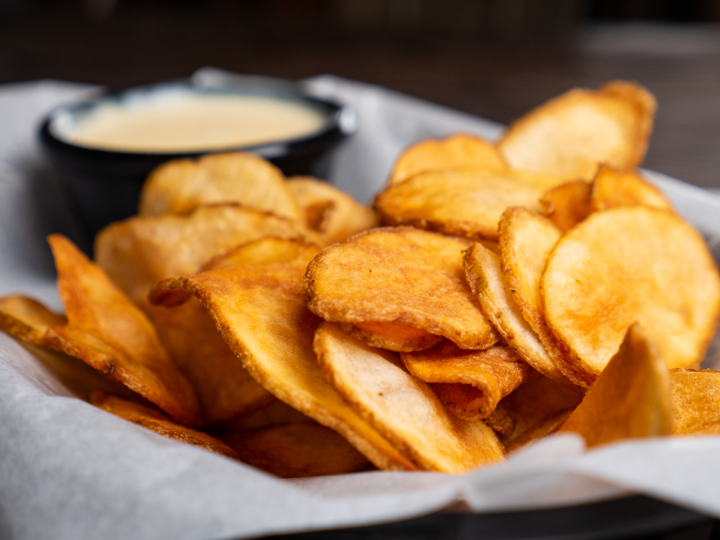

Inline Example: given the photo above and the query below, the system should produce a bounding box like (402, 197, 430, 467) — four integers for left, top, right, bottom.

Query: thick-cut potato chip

(149, 238, 417, 471)
(287, 177, 379, 244)
(0, 295, 66, 347)
(498, 81, 656, 180)
(45, 235, 201, 426)
(388, 134, 507, 186)
(589, 165, 674, 213)
(538, 180, 592, 233)
(315, 322, 504, 473)
(401, 341, 532, 419)
(558, 325, 672, 447)
(341, 321, 443, 353)
(464, 242, 571, 385)
(670, 369, 720, 435)
(224, 399, 311, 432)
(375, 168, 564, 241)
(498, 375, 583, 452)
(91, 392, 237, 459)
(221, 422, 368, 478)
(305, 227, 498, 351)
(149, 297, 274, 425)
(497, 208, 584, 386)
(138, 152, 302, 221)
(96, 204, 318, 307)
(543, 207, 720, 381)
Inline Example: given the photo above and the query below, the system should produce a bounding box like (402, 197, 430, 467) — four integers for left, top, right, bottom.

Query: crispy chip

(341, 321, 443, 353)
(464, 242, 571, 385)
(401, 341, 532, 419)
(221, 422, 368, 478)
(305, 227, 498, 350)
(138, 152, 302, 221)
(91, 392, 237, 458)
(498, 81, 656, 180)
(0, 295, 66, 347)
(670, 368, 720, 435)
(224, 400, 311, 432)
(149, 237, 417, 471)
(542, 207, 720, 381)
(497, 208, 582, 386)
(538, 180, 592, 233)
(375, 168, 564, 241)
(498, 375, 583, 452)
(45, 235, 201, 426)
(558, 324, 672, 447)
(287, 176, 379, 244)
(388, 134, 507, 186)
(96, 204, 318, 307)
(315, 322, 504, 473)
(589, 165, 674, 213)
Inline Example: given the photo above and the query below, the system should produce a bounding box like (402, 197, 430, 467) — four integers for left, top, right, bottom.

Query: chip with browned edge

(0, 295, 66, 347)
(305, 227, 498, 351)
(558, 324, 672, 447)
(401, 341, 532, 419)
(149, 237, 417, 471)
(45, 235, 201, 426)
(589, 165, 674, 213)
(538, 180, 592, 233)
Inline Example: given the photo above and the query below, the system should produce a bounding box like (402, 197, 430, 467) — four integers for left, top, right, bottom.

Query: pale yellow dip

(65, 93, 327, 152)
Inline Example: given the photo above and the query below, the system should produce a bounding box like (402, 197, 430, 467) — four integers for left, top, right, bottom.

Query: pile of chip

(2, 81, 720, 477)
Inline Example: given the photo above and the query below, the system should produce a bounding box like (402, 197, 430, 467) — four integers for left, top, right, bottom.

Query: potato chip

(464, 242, 571, 385)
(287, 176, 379, 244)
(589, 165, 674, 213)
(497, 208, 585, 387)
(670, 368, 720, 435)
(542, 207, 720, 381)
(45, 235, 201, 426)
(388, 133, 507, 186)
(558, 325, 672, 447)
(0, 295, 66, 347)
(341, 321, 443, 353)
(305, 227, 498, 350)
(498, 81, 656, 180)
(538, 180, 592, 233)
(498, 375, 583, 452)
(221, 422, 368, 478)
(401, 341, 532, 419)
(149, 237, 417, 471)
(315, 322, 504, 473)
(96, 204, 318, 307)
(91, 392, 237, 459)
(149, 297, 274, 425)
(138, 152, 302, 221)
(375, 168, 564, 241)
(224, 399, 311, 432)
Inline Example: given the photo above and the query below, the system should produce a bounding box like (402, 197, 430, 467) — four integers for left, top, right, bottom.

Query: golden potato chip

(497, 208, 584, 387)
(45, 235, 201, 426)
(305, 227, 498, 350)
(0, 295, 66, 347)
(498, 81, 656, 180)
(485, 406, 514, 437)
(375, 168, 564, 241)
(96, 204, 318, 307)
(315, 322, 505, 473)
(91, 392, 237, 459)
(670, 368, 720, 436)
(388, 133, 507, 186)
(589, 165, 674, 213)
(558, 324, 672, 447)
(138, 152, 302, 221)
(149, 237, 417, 471)
(498, 375, 583, 452)
(287, 176, 379, 244)
(542, 207, 720, 381)
(538, 180, 592, 233)
(149, 297, 274, 425)
(221, 422, 369, 478)
(401, 341, 532, 419)
(224, 399, 311, 432)
(464, 242, 571, 385)
(341, 321, 443, 353)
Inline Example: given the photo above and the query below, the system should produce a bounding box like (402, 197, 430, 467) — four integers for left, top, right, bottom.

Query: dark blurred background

(2, 0, 720, 188)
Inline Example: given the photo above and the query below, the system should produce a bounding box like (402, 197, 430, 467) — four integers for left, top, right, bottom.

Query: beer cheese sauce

(63, 93, 327, 153)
